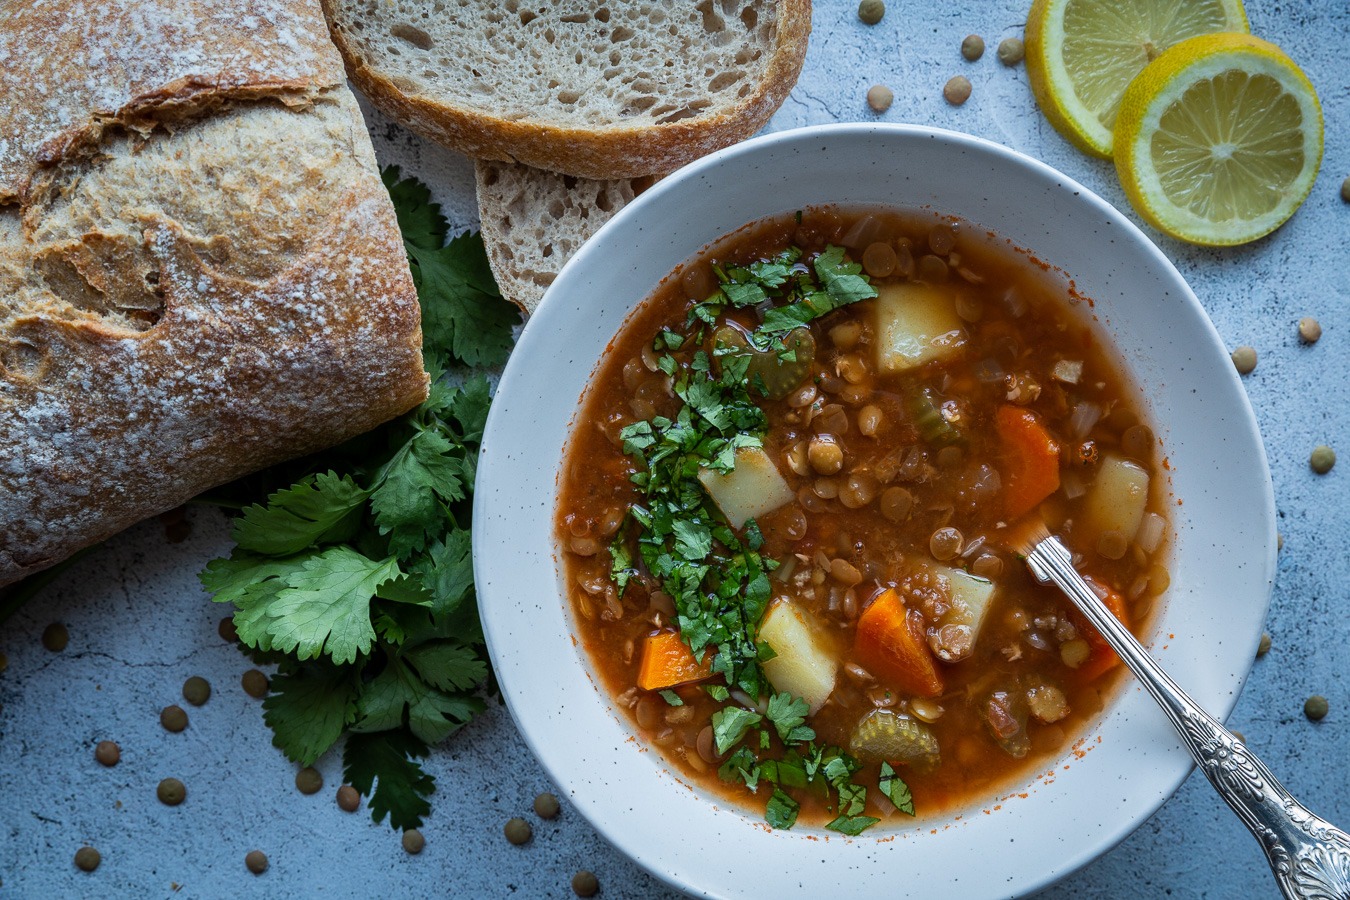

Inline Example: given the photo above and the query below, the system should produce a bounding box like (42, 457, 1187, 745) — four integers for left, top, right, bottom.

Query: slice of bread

(322, 0, 811, 180)
(475, 161, 655, 314)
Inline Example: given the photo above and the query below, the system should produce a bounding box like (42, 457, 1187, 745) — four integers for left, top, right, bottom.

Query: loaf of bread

(0, 0, 428, 587)
(475, 161, 655, 315)
(321, 0, 812, 180)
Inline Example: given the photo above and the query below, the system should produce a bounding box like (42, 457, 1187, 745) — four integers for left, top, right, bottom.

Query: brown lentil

(241, 669, 269, 699)
(1231, 345, 1257, 374)
(917, 253, 950, 283)
(94, 740, 121, 767)
(930, 526, 964, 560)
(245, 850, 269, 875)
(534, 791, 561, 819)
(160, 705, 188, 733)
(295, 767, 323, 795)
(572, 870, 600, 897)
(808, 436, 845, 474)
(504, 817, 533, 845)
(866, 84, 894, 113)
(42, 623, 69, 652)
(157, 777, 186, 806)
(1257, 632, 1272, 657)
(862, 241, 898, 277)
(858, 405, 883, 436)
(182, 676, 211, 707)
(74, 846, 101, 872)
(943, 75, 972, 105)
(218, 616, 238, 643)
(402, 829, 426, 855)
(1298, 316, 1322, 343)
(857, 0, 884, 25)
(960, 34, 985, 61)
(337, 785, 361, 812)
(1341, 175, 1350, 203)
(1310, 445, 1336, 474)
(1304, 695, 1329, 721)
(997, 37, 1025, 66)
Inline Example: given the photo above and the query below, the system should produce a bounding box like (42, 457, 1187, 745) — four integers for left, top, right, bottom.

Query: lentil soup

(556, 208, 1169, 833)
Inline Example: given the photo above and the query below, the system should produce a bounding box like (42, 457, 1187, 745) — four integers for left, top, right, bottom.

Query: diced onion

(1137, 512, 1166, 554)
(1067, 401, 1103, 440)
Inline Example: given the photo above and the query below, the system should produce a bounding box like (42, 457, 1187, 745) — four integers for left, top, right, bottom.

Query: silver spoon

(1017, 527, 1350, 900)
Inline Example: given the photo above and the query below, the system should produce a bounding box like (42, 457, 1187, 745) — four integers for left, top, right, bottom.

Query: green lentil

(866, 84, 893, 113)
(943, 75, 972, 106)
(1310, 445, 1336, 475)
(402, 829, 425, 855)
(961, 34, 985, 61)
(997, 37, 1025, 66)
(94, 740, 121, 767)
(245, 850, 269, 875)
(295, 767, 323, 795)
(1257, 632, 1271, 657)
(534, 792, 561, 819)
(1304, 695, 1329, 721)
(337, 785, 360, 812)
(857, 0, 884, 25)
(42, 623, 69, 652)
(1230, 345, 1257, 374)
(182, 676, 211, 707)
(504, 817, 533, 845)
(241, 669, 269, 699)
(160, 705, 188, 733)
(1341, 175, 1350, 203)
(572, 870, 600, 897)
(157, 777, 186, 806)
(74, 846, 101, 872)
(1298, 316, 1322, 343)
(218, 617, 238, 643)
(1230, 730, 1245, 744)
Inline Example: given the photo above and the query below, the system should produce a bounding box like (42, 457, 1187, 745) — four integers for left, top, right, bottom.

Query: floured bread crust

(0, 0, 428, 586)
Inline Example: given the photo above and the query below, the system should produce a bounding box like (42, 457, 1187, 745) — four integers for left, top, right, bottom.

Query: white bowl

(473, 124, 1275, 898)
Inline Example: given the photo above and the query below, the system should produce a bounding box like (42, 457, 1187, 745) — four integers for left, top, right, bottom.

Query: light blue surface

(1, 1, 1346, 897)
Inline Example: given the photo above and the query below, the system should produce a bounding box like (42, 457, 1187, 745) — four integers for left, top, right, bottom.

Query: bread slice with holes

(321, 0, 812, 180)
(0, 0, 427, 586)
(475, 160, 655, 314)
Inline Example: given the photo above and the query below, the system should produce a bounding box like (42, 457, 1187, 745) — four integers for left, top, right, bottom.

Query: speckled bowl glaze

(473, 124, 1275, 899)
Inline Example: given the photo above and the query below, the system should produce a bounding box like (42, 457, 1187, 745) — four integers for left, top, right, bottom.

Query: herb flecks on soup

(558, 209, 1168, 835)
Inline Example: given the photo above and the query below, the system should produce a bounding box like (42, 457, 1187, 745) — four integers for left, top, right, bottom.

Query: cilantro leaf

(351, 656, 483, 744)
(826, 814, 881, 836)
(264, 547, 402, 665)
(813, 244, 876, 306)
(203, 552, 315, 654)
(343, 730, 436, 831)
(711, 706, 763, 755)
(766, 789, 800, 829)
(406, 231, 519, 368)
(232, 472, 368, 556)
(765, 693, 816, 745)
(879, 761, 916, 816)
(369, 428, 465, 558)
(381, 166, 448, 252)
(447, 375, 493, 444)
(404, 641, 488, 693)
(262, 663, 358, 766)
(659, 689, 684, 706)
(413, 530, 476, 627)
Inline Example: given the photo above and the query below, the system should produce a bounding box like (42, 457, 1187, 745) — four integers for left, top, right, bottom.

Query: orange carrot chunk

(1066, 576, 1131, 683)
(853, 588, 944, 698)
(995, 404, 1061, 520)
(637, 631, 714, 692)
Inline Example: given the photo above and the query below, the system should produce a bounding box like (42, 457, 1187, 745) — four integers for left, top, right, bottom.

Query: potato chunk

(872, 282, 967, 373)
(697, 446, 795, 529)
(759, 600, 838, 714)
(1082, 455, 1150, 541)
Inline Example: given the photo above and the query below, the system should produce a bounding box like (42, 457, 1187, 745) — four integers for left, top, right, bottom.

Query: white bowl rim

(474, 122, 1276, 899)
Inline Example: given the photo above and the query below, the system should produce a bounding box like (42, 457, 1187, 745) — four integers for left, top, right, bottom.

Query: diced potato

(871, 282, 967, 373)
(697, 446, 795, 529)
(1082, 455, 1150, 541)
(922, 562, 997, 662)
(759, 600, 838, 714)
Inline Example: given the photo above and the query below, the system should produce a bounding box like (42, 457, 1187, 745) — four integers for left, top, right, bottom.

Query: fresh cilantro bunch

(198, 168, 519, 831)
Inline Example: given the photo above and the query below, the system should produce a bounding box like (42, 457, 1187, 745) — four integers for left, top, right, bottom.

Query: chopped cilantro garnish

(879, 761, 916, 816)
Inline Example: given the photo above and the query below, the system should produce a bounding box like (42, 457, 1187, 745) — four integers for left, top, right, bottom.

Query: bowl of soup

(473, 124, 1274, 898)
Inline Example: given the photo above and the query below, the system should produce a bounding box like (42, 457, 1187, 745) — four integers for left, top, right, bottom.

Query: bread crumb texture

(0, 0, 427, 586)
(323, 0, 811, 178)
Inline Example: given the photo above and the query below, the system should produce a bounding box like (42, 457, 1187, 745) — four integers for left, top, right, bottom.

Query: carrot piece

(1065, 576, 1131, 683)
(637, 631, 714, 691)
(995, 405, 1061, 520)
(853, 588, 944, 698)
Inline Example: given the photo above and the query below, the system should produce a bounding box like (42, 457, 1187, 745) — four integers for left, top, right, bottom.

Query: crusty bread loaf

(475, 161, 655, 315)
(0, 0, 428, 587)
(321, 0, 812, 180)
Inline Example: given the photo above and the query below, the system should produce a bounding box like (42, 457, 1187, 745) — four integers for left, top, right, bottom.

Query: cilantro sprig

(198, 169, 516, 832)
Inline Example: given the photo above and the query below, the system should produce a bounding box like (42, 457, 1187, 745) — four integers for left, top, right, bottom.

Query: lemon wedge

(1026, 0, 1249, 157)
(1114, 33, 1323, 246)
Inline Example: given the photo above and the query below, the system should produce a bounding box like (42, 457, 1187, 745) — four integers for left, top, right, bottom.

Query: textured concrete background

(2, 1, 1347, 897)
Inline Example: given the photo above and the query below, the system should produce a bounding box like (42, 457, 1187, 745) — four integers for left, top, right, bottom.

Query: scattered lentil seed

(218, 617, 238, 643)
(94, 740, 121, 767)
(245, 850, 269, 875)
(961, 34, 985, 61)
(336, 785, 360, 812)
(1230, 730, 1245, 744)
(160, 705, 188, 733)
(157, 777, 186, 806)
(572, 870, 600, 897)
(866, 84, 893, 113)
(74, 846, 101, 872)
(1341, 175, 1350, 203)
(182, 676, 211, 707)
(1277, 532, 1284, 551)
(1298, 316, 1322, 343)
(1304, 695, 1329, 721)
(1230, 345, 1257, 374)
(857, 0, 884, 25)
(295, 767, 323, 795)
(997, 37, 1025, 66)
(402, 829, 425, 855)
(1257, 632, 1271, 657)
(943, 75, 972, 105)
(241, 669, 269, 699)
(504, 817, 533, 845)
(1310, 445, 1336, 474)
(42, 623, 69, 652)
(534, 792, 561, 819)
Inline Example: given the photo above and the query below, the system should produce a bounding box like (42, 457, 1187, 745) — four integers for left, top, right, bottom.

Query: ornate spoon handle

(1026, 536, 1350, 900)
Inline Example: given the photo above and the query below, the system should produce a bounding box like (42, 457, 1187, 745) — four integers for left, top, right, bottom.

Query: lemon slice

(1026, 0, 1249, 157)
(1115, 33, 1323, 246)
